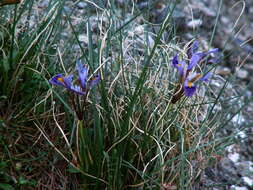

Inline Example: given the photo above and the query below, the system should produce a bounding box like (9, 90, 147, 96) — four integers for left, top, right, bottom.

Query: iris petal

(89, 75, 100, 88)
(172, 55, 186, 77)
(49, 74, 65, 86)
(178, 61, 186, 77)
(184, 77, 197, 96)
(187, 41, 199, 58)
(172, 55, 179, 68)
(187, 48, 219, 71)
(200, 72, 212, 82)
(49, 73, 85, 95)
(184, 85, 197, 97)
(76, 60, 88, 89)
(70, 85, 85, 95)
(63, 74, 74, 89)
(187, 53, 203, 71)
(49, 74, 74, 89)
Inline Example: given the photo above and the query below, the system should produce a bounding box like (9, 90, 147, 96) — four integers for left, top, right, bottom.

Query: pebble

(38, 0, 49, 8)
(232, 114, 245, 125)
(78, 34, 88, 44)
(187, 19, 203, 29)
(228, 152, 240, 163)
(137, 34, 155, 49)
(192, 1, 216, 17)
(76, 2, 88, 9)
(242, 176, 253, 186)
(231, 186, 248, 190)
(221, 16, 230, 25)
(243, 63, 253, 71)
(134, 25, 144, 35)
(226, 145, 240, 163)
(63, 6, 71, 13)
(235, 68, 249, 79)
(215, 66, 231, 76)
(137, 2, 148, 10)
(237, 161, 253, 175)
(116, 0, 125, 6)
(200, 6, 216, 17)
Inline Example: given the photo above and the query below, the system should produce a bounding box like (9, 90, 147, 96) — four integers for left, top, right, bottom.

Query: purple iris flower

(187, 48, 219, 71)
(49, 73, 72, 87)
(49, 74, 85, 95)
(76, 60, 88, 89)
(88, 74, 100, 88)
(49, 60, 100, 95)
(76, 60, 101, 89)
(183, 72, 212, 97)
(199, 72, 211, 82)
(171, 40, 218, 102)
(187, 41, 199, 58)
(172, 55, 186, 77)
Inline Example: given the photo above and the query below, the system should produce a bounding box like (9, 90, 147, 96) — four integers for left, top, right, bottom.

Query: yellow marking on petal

(188, 81, 193, 88)
(57, 77, 64, 83)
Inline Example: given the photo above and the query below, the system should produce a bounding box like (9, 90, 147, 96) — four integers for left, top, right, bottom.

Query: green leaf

(18, 176, 28, 185)
(2, 59, 9, 73)
(0, 183, 15, 190)
(67, 164, 80, 173)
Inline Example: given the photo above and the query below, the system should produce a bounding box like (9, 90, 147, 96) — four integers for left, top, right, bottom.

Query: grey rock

(187, 19, 203, 29)
(243, 64, 253, 71)
(230, 186, 248, 190)
(215, 66, 231, 76)
(235, 68, 249, 79)
(63, 6, 71, 13)
(76, 2, 88, 9)
(38, 0, 49, 8)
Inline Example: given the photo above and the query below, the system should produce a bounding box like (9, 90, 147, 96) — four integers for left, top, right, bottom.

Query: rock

(221, 16, 230, 25)
(116, 0, 125, 6)
(242, 176, 253, 186)
(137, 1, 148, 10)
(236, 161, 253, 176)
(38, 0, 49, 8)
(235, 68, 249, 79)
(134, 25, 144, 35)
(228, 152, 240, 163)
(243, 63, 253, 71)
(187, 19, 203, 29)
(78, 34, 88, 44)
(137, 34, 155, 49)
(61, 32, 69, 38)
(191, 1, 216, 17)
(232, 114, 245, 125)
(215, 66, 231, 76)
(63, 6, 71, 13)
(76, 2, 88, 9)
(231, 186, 248, 190)
(154, 5, 186, 26)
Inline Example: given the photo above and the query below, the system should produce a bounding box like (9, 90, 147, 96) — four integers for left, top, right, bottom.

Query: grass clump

(0, 0, 252, 189)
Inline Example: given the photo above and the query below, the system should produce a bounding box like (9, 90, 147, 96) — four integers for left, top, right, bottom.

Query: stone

(215, 66, 231, 76)
(242, 176, 253, 186)
(187, 19, 203, 29)
(38, 0, 49, 8)
(63, 6, 71, 13)
(76, 2, 87, 9)
(236, 161, 253, 176)
(243, 64, 253, 71)
(78, 34, 88, 44)
(235, 68, 249, 79)
(230, 186, 248, 190)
